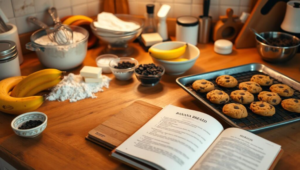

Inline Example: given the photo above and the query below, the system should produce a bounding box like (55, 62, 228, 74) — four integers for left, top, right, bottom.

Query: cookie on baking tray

(250, 101, 276, 116)
(270, 84, 294, 97)
(206, 89, 230, 104)
(258, 91, 281, 105)
(222, 103, 248, 119)
(250, 74, 273, 86)
(230, 90, 254, 104)
(239, 81, 262, 94)
(281, 98, 300, 113)
(192, 79, 215, 93)
(215, 75, 238, 88)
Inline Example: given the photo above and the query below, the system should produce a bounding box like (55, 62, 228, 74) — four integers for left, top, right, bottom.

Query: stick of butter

(80, 66, 102, 78)
(84, 75, 103, 83)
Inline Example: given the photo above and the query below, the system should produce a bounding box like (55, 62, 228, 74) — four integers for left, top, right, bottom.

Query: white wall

(0, 0, 254, 34)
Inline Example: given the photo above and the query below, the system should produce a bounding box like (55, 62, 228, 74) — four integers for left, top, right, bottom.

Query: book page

(113, 105, 224, 170)
(192, 127, 281, 170)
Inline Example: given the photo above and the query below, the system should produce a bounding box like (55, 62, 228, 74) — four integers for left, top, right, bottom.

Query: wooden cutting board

(86, 100, 162, 150)
(235, 0, 287, 48)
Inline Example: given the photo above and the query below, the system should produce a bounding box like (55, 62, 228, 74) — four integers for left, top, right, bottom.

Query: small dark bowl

(135, 65, 165, 86)
(255, 32, 300, 63)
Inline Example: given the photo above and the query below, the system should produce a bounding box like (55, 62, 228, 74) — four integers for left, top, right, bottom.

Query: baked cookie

(270, 84, 294, 97)
(230, 90, 254, 104)
(215, 75, 238, 88)
(250, 74, 273, 86)
(192, 79, 215, 93)
(281, 98, 300, 113)
(250, 101, 276, 116)
(258, 91, 281, 105)
(206, 90, 230, 104)
(222, 103, 248, 119)
(239, 81, 262, 93)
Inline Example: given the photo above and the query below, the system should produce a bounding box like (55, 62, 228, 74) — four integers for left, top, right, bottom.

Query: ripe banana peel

(149, 44, 187, 60)
(11, 69, 63, 97)
(25, 78, 62, 96)
(0, 76, 44, 115)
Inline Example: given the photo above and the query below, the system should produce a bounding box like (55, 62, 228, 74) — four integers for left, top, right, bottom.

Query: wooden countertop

(1, 42, 300, 170)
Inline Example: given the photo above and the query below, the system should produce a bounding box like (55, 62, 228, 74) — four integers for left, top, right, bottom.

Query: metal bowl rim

(256, 31, 300, 49)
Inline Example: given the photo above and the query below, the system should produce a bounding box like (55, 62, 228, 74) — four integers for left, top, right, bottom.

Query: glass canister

(176, 16, 199, 45)
(0, 40, 21, 80)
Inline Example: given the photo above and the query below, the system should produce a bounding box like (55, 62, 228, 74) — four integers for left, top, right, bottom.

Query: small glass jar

(0, 40, 21, 80)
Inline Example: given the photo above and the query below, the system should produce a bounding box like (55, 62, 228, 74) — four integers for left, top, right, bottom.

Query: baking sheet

(176, 63, 300, 132)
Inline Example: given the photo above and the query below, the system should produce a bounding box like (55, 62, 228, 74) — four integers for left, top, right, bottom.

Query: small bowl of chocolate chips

(135, 63, 165, 86)
(109, 57, 139, 81)
(11, 112, 47, 138)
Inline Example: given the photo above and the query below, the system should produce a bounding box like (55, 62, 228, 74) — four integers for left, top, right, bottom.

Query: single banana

(11, 68, 63, 97)
(149, 44, 187, 60)
(24, 77, 62, 96)
(0, 76, 44, 115)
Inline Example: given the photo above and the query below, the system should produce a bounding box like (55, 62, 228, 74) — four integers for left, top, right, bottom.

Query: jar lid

(214, 39, 233, 54)
(177, 16, 199, 26)
(146, 4, 155, 14)
(0, 40, 17, 61)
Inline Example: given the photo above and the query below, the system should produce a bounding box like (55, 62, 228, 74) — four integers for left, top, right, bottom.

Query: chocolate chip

(225, 77, 230, 79)
(272, 99, 277, 103)
(201, 82, 207, 84)
(266, 81, 270, 84)
(284, 89, 289, 93)
(226, 80, 230, 82)
(246, 83, 251, 85)
(243, 87, 247, 90)
(225, 98, 229, 101)
(279, 86, 284, 88)
(259, 104, 265, 107)
(259, 76, 263, 79)
(259, 97, 262, 100)
(210, 82, 213, 85)
(218, 92, 223, 95)
(240, 96, 244, 102)
(267, 94, 272, 96)
(270, 105, 273, 109)
(234, 106, 239, 109)
(294, 99, 298, 103)
(240, 93, 245, 95)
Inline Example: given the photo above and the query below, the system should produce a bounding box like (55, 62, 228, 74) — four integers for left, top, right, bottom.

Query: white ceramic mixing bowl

(26, 26, 89, 70)
(149, 41, 200, 75)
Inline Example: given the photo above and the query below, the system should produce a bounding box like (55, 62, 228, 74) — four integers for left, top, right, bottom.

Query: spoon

(48, 7, 73, 45)
(249, 28, 270, 44)
(0, 16, 9, 33)
(27, 16, 55, 42)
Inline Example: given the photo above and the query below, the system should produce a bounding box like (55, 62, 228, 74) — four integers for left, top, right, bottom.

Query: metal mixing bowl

(255, 32, 300, 63)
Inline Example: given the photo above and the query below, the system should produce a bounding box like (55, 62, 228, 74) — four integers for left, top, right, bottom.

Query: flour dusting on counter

(47, 73, 111, 102)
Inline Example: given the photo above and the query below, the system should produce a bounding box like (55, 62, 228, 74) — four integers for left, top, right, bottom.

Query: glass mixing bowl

(90, 14, 144, 56)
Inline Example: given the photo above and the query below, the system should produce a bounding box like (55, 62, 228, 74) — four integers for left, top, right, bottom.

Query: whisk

(48, 7, 73, 45)
(27, 16, 56, 42)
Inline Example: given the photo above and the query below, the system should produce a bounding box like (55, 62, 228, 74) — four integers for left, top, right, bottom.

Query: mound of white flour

(47, 73, 111, 102)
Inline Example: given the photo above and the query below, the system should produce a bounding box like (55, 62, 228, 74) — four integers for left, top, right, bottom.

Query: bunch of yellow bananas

(0, 69, 63, 115)
(149, 44, 187, 60)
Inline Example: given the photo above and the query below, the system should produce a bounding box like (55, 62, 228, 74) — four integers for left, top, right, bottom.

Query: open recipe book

(110, 105, 283, 170)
